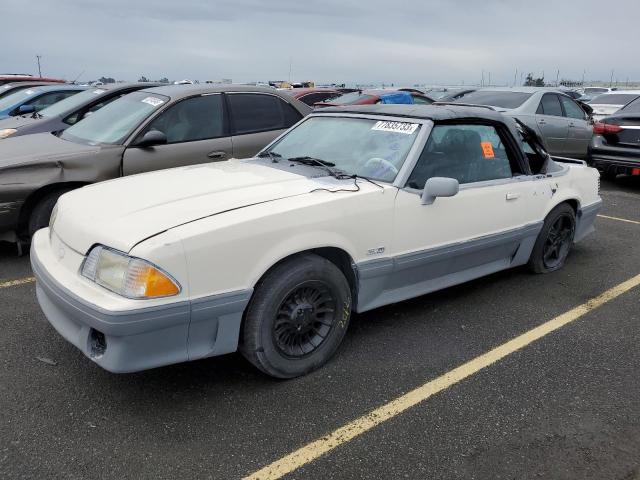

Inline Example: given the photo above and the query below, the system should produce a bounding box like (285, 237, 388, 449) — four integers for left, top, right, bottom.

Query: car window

(559, 96, 586, 120)
(140, 94, 225, 144)
(620, 97, 640, 113)
(64, 94, 123, 125)
(589, 93, 640, 105)
(407, 124, 513, 188)
(40, 88, 102, 118)
(299, 92, 337, 106)
(24, 91, 79, 111)
(411, 95, 432, 105)
(228, 93, 301, 135)
(454, 91, 533, 109)
(537, 93, 563, 117)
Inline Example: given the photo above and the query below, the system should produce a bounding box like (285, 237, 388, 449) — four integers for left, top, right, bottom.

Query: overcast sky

(3, 0, 639, 86)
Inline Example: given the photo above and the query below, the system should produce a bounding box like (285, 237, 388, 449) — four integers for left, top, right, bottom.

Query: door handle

(207, 151, 227, 159)
(569, 122, 575, 127)
(538, 119, 546, 125)
(506, 192, 520, 201)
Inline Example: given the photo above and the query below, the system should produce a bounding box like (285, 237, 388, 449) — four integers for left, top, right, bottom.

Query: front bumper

(32, 232, 252, 373)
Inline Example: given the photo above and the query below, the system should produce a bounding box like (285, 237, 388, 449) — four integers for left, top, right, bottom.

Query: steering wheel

(363, 157, 398, 177)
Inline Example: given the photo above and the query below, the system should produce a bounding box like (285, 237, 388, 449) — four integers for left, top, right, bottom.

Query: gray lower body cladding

(31, 249, 252, 373)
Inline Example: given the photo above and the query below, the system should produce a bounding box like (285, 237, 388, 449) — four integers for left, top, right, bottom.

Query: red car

(286, 88, 342, 107)
(315, 88, 434, 107)
(0, 74, 65, 86)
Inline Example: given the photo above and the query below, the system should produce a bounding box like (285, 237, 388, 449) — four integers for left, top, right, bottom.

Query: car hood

(0, 114, 41, 131)
(54, 159, 348, 254)
(0, 132, 99, 170)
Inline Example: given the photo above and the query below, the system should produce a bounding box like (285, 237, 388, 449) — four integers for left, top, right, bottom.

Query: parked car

(587, 91, 640, 121)
(424, 88, 476, 101)
(0, 74, 66, 86)
(285, 87, 341, 107)
(0, 82, 161, 140)
(0, 85, 311, 244)
(579, 87, 617, 102)
(0, 81, 63, 100)
(31, 104, 601, 377)
(0, 85, 86, 120)
(315, 89, 434, 107)
(451, 88, 593, 158)
(588, 95, 640, 180)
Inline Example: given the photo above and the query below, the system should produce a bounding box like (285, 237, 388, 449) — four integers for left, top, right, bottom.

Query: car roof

(290, 87, 340, 96)
(24, 84, 87, 93)
(592, 90, 640, 95)
(315, 104, 507, 123)
(471, 87, 565, 94)
(89, 82, 163, 92)
(140, 83, 290, 100)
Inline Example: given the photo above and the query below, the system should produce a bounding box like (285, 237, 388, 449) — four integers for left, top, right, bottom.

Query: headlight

(0, 128, 17, 139)
(81, 245, 180, 299)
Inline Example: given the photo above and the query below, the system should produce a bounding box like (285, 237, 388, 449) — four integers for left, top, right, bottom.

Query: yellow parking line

(244, 273, 640, 480)
(0, 277, 35, 289)
(598, 214, 640, 225)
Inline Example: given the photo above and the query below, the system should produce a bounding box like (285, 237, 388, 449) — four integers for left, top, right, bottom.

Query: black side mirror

(135, 130, 167, 148)
(18, 105, 35, 114)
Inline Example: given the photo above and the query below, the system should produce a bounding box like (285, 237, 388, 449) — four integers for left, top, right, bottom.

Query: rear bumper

(32, 237, 252, 373)
(575, 199, 603, 243)
(588, 138, 640, 173)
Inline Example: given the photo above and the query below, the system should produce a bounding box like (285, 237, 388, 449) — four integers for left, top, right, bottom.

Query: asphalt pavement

(1, 177, 639, 480)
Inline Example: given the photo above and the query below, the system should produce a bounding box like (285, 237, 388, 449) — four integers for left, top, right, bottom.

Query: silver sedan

(451, 87, 593, 159)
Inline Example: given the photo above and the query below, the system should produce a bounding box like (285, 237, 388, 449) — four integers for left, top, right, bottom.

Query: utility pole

(610, 69, 614, 87)
(36, 55, 42, 77)
(481, 70, 484, 87)
(555, 69, 560, 86)
(488, 71, 491, 87)
(582, 69, 585, 86)
(514, 68, 518, 87)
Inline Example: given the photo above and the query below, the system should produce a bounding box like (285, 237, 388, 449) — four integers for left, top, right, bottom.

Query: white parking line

(597, 214, 640, 225)
(0, 277, 35, 289)
(244, 273, 640, 480)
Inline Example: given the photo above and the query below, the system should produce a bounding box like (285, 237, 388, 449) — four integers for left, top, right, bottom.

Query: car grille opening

(89, 329, 107, 358)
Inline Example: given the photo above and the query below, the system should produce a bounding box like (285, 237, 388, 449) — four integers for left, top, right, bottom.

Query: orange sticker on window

(481, 141, 495, 159)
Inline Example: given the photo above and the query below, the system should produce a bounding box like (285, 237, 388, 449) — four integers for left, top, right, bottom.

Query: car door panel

(559, 96, 591, 159)
(231, 129, 287, 158)
(535, 94, 569, 155)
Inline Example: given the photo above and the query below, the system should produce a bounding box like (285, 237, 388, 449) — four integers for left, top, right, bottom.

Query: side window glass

(141, 94, 224, 144)
(407, 124, 513, 188)
(228, 94, 299, 134)
(539, 94, 563, 117)
(559, 96, 586, 120)
(26, 92, 76, 111)
(411, 95, 432, 105)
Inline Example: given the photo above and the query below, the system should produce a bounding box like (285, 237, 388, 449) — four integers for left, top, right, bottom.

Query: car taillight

(593, 122, 623, 135)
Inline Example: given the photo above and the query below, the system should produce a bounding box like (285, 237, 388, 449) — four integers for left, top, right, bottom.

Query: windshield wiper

(287, 156, 342, 178)
(257, 150, 282, 162)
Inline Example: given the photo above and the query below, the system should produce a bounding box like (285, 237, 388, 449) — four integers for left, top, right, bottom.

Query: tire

(601, 169, 617, 181)
(28, 189, 73, 237)
(240, 254, 352, 378)
(528, 203, 576, 274)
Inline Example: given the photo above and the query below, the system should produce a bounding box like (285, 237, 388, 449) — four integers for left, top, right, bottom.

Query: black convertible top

(316, 104, 507, 123)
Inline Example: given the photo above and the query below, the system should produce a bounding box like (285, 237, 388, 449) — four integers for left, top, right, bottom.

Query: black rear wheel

(528, 203, 576, 274)
(240, 254, 351, 378)
(28, 188, 73, 237)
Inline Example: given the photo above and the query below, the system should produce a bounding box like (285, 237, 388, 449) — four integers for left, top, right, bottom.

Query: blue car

(0, 84, 85, 120)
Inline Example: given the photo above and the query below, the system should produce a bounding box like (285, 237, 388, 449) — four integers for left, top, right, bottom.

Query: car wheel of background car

(528, 203, 576, 274)
(28, 188, 73, 237)
(240, 253, 352, 378)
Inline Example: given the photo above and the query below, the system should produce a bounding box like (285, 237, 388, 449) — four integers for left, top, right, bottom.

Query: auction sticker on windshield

(372, 121, 419, 134)
(141, 97, 164, 107)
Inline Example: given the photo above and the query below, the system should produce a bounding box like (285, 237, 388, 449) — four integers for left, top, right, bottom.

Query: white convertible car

(32, 105, 602, 378)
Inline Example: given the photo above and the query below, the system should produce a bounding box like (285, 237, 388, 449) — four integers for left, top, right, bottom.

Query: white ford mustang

(32, 105, 602, 378)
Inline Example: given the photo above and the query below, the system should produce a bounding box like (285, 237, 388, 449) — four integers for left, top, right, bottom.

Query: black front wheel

(240, 254, 352, 378)
(528, 203, 576, 274)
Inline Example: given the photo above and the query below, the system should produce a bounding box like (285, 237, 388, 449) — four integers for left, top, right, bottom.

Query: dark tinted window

(454, 90, 533, 109)
(298, 92, 337, 106)
(559, 96, 586, 119)
(24, 91, 79, 111)
(590, 93, 640, 105)
(407, 124, 513, 188)
(537, 94, 563, 116)
(142, 94, 225, 144)
(620, 97, 640, 113)
(411, 95, 433, 104)
(326, 92, 376, 105)
(228, 93, 301, 134)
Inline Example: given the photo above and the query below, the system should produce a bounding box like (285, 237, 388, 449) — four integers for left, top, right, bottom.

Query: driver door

(122, 93, 232, 176)
(389, 123, 537, 300)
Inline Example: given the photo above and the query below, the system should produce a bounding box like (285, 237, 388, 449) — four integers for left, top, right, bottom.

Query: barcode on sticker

(371, 121, 419, 134)
(141, 97, 164, 107)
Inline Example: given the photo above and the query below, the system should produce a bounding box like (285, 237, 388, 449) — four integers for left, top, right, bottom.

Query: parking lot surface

(1, 177, 639, 480)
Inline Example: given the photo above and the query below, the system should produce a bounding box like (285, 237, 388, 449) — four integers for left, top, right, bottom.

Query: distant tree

(158, 77, 169, 83)
(138, 75, 149, 82)
(98, 76, 116, 84)
(524, 73, 545, 87)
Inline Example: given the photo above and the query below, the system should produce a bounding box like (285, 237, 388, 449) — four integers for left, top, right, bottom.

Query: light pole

(36, 55, 42, 77)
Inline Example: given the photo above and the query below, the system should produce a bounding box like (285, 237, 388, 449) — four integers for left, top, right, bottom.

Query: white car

(588, 90, 640, 121)
(32, 105, 602, 378)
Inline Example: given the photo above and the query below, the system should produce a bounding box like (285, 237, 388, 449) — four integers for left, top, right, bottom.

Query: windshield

(454, 90, 533, 109)
(620, 97, 640, 113)
(40, 88, 105, 117)
(61, 91, 169, 145)
(590, 93, 640, 105)
(0, 88, 41, 110)
(266, 116, 421, 182)
(324, 92, 376, 105)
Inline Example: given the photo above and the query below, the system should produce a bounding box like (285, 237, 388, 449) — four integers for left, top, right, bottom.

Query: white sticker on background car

(141, 97, 164, 107)
(93, 89, 106, 94)
(371, 121, 419, 134)
(24, 90, 35, 95)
